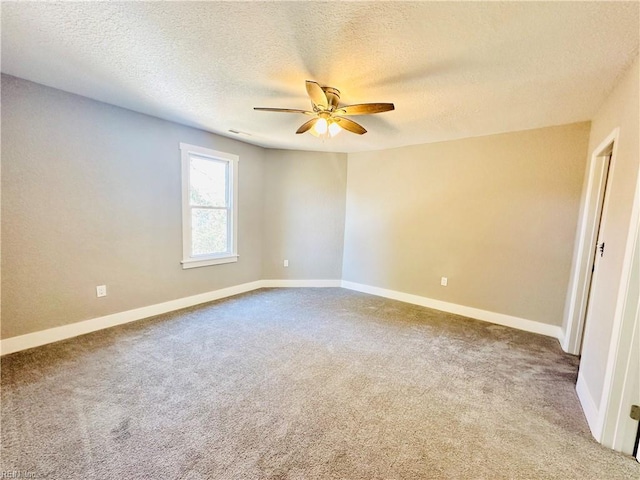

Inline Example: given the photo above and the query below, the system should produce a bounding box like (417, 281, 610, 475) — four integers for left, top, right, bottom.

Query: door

(579, 151, 612, 354)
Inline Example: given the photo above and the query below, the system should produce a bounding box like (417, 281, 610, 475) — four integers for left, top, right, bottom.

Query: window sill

(181, 255, 239, 269)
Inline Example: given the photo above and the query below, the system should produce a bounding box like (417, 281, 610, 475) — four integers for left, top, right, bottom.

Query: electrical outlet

(440, 277, 448, 287)
(284, 259, 289, 267)
(96, 285, 107, 297)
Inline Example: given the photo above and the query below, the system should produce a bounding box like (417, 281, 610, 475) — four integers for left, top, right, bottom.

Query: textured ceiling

(2, 2, 639, 153)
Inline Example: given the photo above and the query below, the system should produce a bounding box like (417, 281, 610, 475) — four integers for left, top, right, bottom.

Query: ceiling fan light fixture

(328, 120, 342, 137)
(311, 118, 342, 138)
(314, 117, 328, 135)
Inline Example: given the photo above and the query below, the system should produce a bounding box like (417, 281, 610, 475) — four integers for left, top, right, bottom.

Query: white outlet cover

(440, 277, 448, 286)
(96, 285, 107, 297)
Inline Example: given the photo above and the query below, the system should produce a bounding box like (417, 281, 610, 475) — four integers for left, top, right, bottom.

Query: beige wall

(1, 75, 265, 338)
(343, 123, 591, 326)
(0, 74, 607, 346)
(577, 56, 639, 427)
(261, 149, 347, 280)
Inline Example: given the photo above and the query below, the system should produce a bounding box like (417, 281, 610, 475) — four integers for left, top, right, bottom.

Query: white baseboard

(576, 372, 603, 441)
(341, 280, 563, 340)
(0, 279, 342, 356)
(0, 280, 263, 356)
(557, 328, 566, 350)
(560, 329, 573, 354)
(0, 278, 560, 355)
(262, 279, 342, 288)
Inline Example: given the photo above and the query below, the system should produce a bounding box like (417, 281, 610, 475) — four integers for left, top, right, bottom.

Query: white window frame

(180, 143, 239, 269)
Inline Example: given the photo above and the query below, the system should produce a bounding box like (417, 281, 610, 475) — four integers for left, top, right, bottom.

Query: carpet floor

(1, 288, 639, 479)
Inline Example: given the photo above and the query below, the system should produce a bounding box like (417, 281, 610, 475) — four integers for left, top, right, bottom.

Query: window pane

(190, 156, 227, 207)
(191, 208, 228, 256)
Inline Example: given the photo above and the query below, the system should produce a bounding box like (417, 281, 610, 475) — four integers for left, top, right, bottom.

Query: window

(180, 143, 238, 269)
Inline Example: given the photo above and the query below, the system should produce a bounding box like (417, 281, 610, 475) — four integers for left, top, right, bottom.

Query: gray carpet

(1, 288, 638, 479)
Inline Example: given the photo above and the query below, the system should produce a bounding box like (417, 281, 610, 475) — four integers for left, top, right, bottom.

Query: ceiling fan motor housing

(322, 87, 341, 110)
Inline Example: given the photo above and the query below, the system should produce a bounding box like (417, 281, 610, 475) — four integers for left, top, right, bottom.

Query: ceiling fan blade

(254, 107, 314, 115)
(334, 117, 367, 135)
(296, 117, 319, 134)
(306, 80, 328, 110)
(337, 103, 395, 116)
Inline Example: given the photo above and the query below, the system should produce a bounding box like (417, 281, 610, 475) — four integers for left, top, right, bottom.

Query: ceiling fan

(254, 80, 394, 137)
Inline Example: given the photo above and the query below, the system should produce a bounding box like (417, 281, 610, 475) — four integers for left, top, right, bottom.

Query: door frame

(562, 128, 619, 355)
